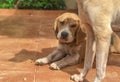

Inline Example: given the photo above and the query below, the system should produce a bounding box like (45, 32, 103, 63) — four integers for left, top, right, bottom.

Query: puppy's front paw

(50, 63, 60, 70)
(35, 58, 49, 65)
(70, 74, 83, 82)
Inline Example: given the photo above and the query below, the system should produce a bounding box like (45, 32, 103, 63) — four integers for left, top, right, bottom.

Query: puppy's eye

(60, 21, 64, 25)
(70, 24, 77, 28)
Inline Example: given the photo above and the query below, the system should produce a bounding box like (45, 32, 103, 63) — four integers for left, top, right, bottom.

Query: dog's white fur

(71, 0, 120, 82)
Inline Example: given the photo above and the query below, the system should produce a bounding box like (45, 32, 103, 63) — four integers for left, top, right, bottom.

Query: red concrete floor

(0, 9, 120, 82)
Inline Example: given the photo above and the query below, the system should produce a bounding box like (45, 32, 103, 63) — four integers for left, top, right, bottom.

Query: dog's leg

(50, 53, 80, 70)
(94, 30, 112, 82)
(88, 8, 113, 82)
(71, 27, 96, 82)
(94, 28, 112, 82)
(35, 49, 65, 65)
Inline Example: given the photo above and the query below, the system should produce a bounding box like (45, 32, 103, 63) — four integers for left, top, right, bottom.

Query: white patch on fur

(70, 74, 83, 82)
(35, 58, 49, 65)
(50, 63, 60, 70)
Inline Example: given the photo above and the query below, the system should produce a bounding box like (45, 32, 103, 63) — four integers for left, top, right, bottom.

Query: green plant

(0, 0, 65, 10)
(17, 0, 65, 10)
(0, 0, 15, 8)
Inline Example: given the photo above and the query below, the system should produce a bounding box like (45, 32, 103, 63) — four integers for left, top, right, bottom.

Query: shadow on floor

(9, 47, 56, 62)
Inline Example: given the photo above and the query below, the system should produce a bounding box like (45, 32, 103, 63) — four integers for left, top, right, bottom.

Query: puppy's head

(54, 13, 86, 44)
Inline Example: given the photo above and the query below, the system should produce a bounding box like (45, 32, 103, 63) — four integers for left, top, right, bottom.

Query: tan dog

(35, 13, 86, 69)
(71, 0, 120, 82)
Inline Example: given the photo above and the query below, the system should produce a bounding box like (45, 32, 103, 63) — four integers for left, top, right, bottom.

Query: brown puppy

(35, 13, 86, 69)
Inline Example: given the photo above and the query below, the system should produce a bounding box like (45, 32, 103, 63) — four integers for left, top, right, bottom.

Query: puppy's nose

(61, 31, 68, 39)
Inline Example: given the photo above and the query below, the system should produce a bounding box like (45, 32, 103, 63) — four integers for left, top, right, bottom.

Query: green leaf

(0, 0, 65, 10)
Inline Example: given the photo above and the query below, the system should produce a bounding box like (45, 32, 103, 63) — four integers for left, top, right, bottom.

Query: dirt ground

(0, 9, 120, 82)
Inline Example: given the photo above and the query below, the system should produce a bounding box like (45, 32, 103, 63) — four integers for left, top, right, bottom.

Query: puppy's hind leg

(35, 49, 65, 65)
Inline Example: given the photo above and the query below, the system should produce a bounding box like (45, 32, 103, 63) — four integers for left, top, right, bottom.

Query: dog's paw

(94, 77, 102, 82)
(35, 58, 48, 65)
(70, 74, 83, 82)
(50, 63, 60, 70)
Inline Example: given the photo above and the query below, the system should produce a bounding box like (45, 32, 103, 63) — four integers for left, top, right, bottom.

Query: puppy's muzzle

(61, 31, 68, 39)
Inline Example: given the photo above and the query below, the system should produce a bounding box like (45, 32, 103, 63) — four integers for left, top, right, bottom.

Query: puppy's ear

(75, 21, 86, 45)
(54, 18, 59, 38)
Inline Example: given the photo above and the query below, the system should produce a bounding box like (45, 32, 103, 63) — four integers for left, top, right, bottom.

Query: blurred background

(0, 0, 77, 10)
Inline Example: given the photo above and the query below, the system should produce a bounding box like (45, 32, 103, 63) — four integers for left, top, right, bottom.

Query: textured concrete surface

(0, 9, 120, 82)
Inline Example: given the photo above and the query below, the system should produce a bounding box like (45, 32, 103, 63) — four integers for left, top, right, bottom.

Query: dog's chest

(62, 44, 81, 55)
